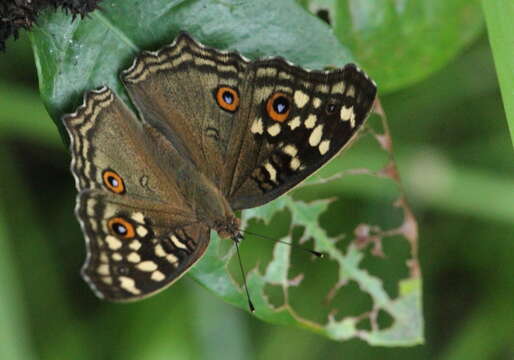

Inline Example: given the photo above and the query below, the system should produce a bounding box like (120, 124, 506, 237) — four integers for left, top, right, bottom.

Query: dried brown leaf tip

(0, 0, 102, 51)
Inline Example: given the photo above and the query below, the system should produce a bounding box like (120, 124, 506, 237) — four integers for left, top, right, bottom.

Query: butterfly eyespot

(325, 101, 338, 115)
(266, 92, 291, 122)
(108, 217, 135, 239)
(102, 170, 125, 194)
(215, 86, 240, 112)
(325, 101, 337, 115)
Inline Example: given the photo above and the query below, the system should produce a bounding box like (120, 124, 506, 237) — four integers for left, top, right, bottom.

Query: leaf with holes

(30, 0, 423, 345)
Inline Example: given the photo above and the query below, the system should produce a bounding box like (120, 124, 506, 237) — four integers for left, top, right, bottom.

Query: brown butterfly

(63, 32, 377, 302)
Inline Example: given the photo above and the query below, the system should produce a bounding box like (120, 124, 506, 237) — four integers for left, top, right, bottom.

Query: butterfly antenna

(240, 229, 325, 258)
(233, 235, 255, 313)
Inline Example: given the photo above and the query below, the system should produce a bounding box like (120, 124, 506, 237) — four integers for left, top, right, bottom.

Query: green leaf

(300, 0, 485, 92)
(481, 0, 514, 147)
(30, 0, 423, 345)
(30, 0, 353, 139)
(191, 188, 423, 345)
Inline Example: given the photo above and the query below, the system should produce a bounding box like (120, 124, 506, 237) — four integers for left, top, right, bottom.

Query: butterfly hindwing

(77, 190, 210, 301)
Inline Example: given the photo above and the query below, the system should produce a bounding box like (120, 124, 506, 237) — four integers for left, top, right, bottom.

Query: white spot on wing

(305, 114, 317, 129)
(251, 118, 264, 135)
(155, 244, 166, 257)
(170, 235, 188, 250)
(340, 105, 353, 121)
(316, 84, 329, 94)
(267, 123, 281, 137)
(151, 271, 166, 282)
(106, 235, 122, 250)
(309, 124, 324, 147)
(340, 105, 356, 128)
(119, 276, 141, 295)
(283, 144, 298, 157)
(319, 140, 331, 155)
(131, 212, 145, 223)
(346, 85, 356, 98)
(288, 116, 301, 130)
(97, 264, 109, 275)
(129, 240, 142, 251)
(127, 252, 141, 263)
(264, 163, 277, 183)
(294, 90, 309, 108)
(166, 254, 179, 266)
(290, 157, 301, 171)
(332, 82, 345, 94)
(137, 261, 158, 272)
(136, 226, 148, 237)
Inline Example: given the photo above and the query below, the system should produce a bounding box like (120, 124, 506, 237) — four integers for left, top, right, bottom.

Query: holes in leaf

(316, 8, 331, 24)
(329, 280, 374, 322)
(377, 309, 394, 330)
(263, 284, 285, 308)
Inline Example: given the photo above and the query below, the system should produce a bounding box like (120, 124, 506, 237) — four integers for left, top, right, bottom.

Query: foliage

(0, 0, 512, 358)
(298, 0, 485, 92)
(29, 0, 424, 345)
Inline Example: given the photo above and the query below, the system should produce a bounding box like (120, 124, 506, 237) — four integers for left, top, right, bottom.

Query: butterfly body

(63, 32, 377, 301)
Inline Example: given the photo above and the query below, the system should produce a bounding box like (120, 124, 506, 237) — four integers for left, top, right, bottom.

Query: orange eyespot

(102, 170, 125, 194)
(215, 86, 240, 112)
(266, 92, 291, 122)
(107, 217, 135, 239)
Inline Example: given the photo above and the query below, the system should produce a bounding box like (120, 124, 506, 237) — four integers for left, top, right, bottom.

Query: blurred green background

(1, 8, 513, 360)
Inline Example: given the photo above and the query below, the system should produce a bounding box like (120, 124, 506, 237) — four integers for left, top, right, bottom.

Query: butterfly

(63, 32, 377, 302)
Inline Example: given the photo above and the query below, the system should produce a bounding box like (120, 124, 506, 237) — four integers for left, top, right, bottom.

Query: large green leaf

(31, 0, 352, 134)
(299, 0, 485, 92)
(30, 0, 423, 345)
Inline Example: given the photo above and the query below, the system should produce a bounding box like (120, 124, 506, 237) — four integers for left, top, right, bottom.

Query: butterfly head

(213, 216, 241, 241)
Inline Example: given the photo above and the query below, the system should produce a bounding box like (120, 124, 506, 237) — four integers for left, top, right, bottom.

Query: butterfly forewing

(63, 86, 212, 301)
(227, 61, 377, 210)
(120, 33, 376, 207)
(122, 33, 249, 190)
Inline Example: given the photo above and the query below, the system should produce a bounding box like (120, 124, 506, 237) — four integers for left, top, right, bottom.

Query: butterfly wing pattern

(227, 59, 377, 209)
(121, 33, 249, 192)
(63, 87, 211, 301)
(64, 32, 377, 301)
(120, 33, 376, 209)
